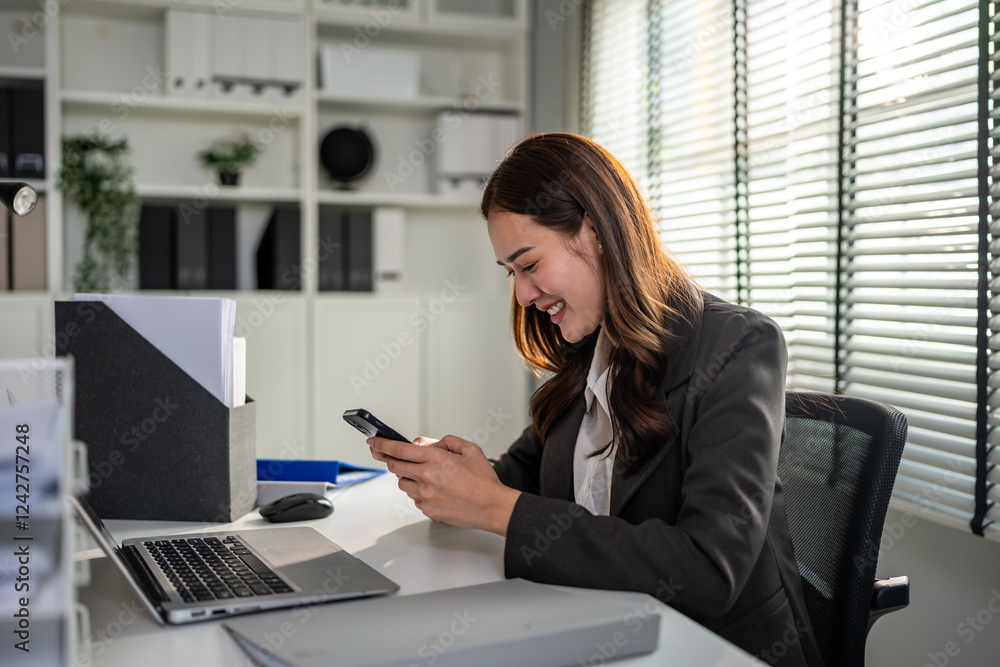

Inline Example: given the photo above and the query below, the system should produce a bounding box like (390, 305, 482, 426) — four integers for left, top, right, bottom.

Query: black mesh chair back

(780, 392, 908, 667)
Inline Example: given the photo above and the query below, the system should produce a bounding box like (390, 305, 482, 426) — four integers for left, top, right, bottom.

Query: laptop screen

(69, 495, 167, 623)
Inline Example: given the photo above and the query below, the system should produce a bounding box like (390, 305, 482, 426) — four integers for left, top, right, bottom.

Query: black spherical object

(319, 126, 375, 188)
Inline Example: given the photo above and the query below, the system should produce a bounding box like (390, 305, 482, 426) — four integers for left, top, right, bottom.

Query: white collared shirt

(573, 329, 616, 515)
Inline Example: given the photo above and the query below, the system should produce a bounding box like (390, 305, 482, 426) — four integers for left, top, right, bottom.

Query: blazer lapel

(539, 394, 586, 502)
(538, 286, 711, 514)
(610, 287, 707, 515)
(609, 398, 681, 515)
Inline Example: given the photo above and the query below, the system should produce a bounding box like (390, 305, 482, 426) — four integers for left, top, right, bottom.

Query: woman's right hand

(368, 434, 520, 536)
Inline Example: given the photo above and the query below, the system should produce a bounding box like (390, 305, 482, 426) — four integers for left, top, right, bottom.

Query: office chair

(780, 391, 910, 667)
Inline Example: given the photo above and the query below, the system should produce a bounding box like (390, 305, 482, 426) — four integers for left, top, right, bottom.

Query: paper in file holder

(55, 300, 256, 522)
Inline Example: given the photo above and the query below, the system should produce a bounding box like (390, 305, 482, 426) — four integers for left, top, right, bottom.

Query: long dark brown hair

(481, 133, 700, 475)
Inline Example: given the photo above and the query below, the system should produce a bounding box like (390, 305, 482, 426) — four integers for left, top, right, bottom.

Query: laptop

(71, 494, 399, 624)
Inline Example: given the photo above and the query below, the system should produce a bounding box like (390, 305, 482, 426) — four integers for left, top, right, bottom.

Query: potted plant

(198, 135, 260, 186)
(58, 133, 139, 293)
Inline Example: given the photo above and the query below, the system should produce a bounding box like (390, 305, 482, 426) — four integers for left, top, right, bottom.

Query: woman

(368, 133, 823, 667)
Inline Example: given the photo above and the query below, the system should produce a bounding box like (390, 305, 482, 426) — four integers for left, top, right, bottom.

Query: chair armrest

(868, 576, 909, 631)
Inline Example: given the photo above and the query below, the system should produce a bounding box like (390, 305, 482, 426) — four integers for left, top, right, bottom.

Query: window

(581, 0, 997, 540)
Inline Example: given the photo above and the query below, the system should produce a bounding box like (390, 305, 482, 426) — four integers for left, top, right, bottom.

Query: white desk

(77, 474, 763, 666)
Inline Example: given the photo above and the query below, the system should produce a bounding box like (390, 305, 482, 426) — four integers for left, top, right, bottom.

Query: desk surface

(78, 473, 763, 667)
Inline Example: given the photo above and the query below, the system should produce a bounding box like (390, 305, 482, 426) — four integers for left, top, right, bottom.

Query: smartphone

(343, 409, 412, 443)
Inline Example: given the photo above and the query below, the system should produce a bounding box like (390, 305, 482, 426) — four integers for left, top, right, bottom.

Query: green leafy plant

(198, 135, 260, 184)
(59, 133, 139, 293)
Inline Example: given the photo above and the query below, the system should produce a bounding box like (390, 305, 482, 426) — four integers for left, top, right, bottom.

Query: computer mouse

(259, 493, 334, 523)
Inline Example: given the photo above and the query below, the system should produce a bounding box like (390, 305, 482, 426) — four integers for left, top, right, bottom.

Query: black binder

(255, 207, 300, 290)
(347, 208, 373, 292)
(54, 301, 256, 522)
(176, 205, 209, 290)
(0, 85, 10, 177)
(208, 206, 237, 290)
(11, 83, 44, 179)
(318, 206, 346, 291)
(139, 205, 176, 290)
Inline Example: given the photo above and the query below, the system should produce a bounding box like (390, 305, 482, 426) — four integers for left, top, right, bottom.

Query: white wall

(866, 508, 1000, 667)
(529, 0, 581, 133)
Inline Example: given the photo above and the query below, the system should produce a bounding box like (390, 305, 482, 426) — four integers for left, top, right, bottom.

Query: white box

(213, 15, 248, 101)
(437, 112, 492, 176)
(190, 12, 212, 99)
(435, 112, 520, 192)
(243, 16, 275, 102)
(319, 44, 420, 98)
(492, 115, 521, 160)
(273, 18, 303, 104)
(373, 207, 406, 293)
(164, 9, 192, 97)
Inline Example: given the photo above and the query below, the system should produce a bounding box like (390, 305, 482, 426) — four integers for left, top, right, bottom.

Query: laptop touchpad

(247, 528, 341, 568)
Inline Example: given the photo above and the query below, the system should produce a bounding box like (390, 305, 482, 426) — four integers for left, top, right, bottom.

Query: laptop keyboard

(144, 536, 294, 603)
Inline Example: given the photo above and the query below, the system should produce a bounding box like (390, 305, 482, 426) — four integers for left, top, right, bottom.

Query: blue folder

(256, 459, 385, 486)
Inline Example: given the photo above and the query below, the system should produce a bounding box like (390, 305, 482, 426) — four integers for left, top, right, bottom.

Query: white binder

(374, 207, 406, 293)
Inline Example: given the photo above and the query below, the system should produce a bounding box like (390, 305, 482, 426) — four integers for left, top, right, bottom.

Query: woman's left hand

(368, 435, 521, 535)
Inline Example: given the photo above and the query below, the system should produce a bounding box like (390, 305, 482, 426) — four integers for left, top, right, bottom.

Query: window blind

(646, 0, 740, 301)
(842, 0, 994, 536)
(742, 0, 842, 393)
(581, 0, 649, 187)
(581, 0, 998, 540)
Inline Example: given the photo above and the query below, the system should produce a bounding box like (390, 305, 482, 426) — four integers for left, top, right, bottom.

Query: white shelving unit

(0, 0, 532, 462)
(136, 183, 303, 203)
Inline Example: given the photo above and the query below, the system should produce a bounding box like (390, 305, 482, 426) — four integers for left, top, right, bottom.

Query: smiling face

(488, 210, 605, 344)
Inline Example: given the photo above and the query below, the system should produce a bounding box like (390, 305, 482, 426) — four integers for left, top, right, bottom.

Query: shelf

(126, 289, 309, 299)
(62, 90, 304, 119)
(312, 6, 526, 39)
(316, 190, 480, 209)
(136, 184, 302, 203)
(0, 66, 46, 80)
(63, 0, 306, 19)
(314, 90, 522, 114)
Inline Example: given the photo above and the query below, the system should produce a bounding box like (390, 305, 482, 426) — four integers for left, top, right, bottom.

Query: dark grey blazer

(493, 292, 824, 667)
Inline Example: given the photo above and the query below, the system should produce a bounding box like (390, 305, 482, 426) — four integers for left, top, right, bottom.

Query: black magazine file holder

(55, 300, 256, 521)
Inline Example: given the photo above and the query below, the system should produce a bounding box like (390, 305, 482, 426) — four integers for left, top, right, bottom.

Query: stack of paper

(75, 294, 245, 408)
